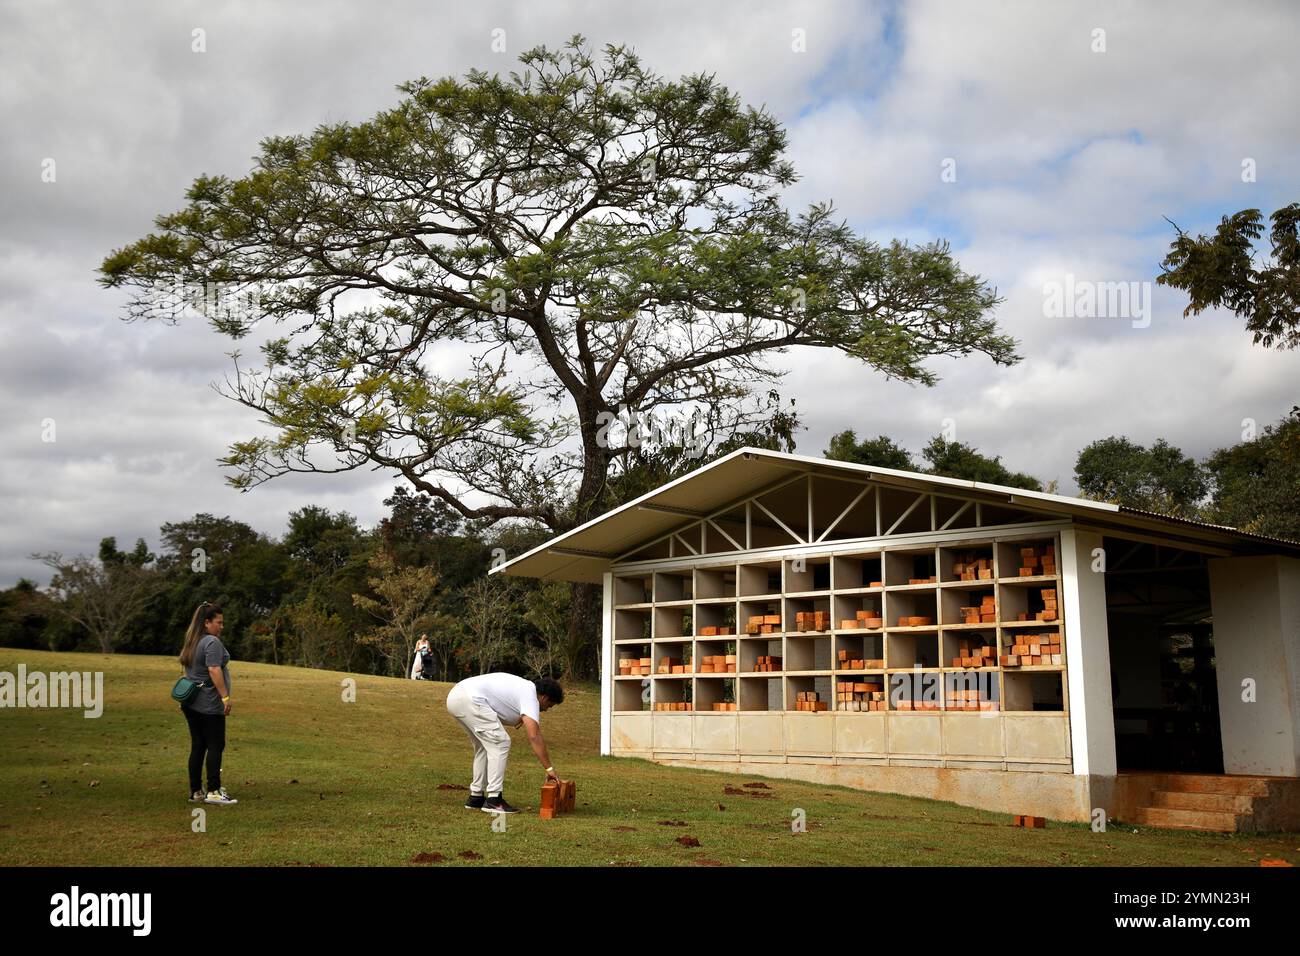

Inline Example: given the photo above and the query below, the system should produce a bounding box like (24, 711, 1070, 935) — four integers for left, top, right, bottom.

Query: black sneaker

(481, 795, 519, 814)
(464, 792, 486, 810)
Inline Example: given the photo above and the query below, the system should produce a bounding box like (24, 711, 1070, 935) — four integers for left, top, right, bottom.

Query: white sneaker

(188, 790, 205, 803)
(204, 787, 238, 805)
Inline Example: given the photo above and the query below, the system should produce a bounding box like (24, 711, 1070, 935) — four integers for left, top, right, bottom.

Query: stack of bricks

(837, 649, 885, 670)
(653, 701, 693, 711)
(950, 641, 996, 669)
(795, 610, 831, 632)
(893, 696, 940, 711)
(656, 656, 682, 674)
(619, 656, 652, 676)
(746, 614, 782, 635)
(951, 551, 994, 581)
(1000, 633, 1062, 667)
(896, 614, 935, 627)
(697, 625, 734, 636)
(794, 691, 829, 712)
(959, 595, 998, 624)
(944, 688, 998, 711)
(836, 679, 886, 711)
(709, 701, 738, 711)
(539, 779, 575, 819)
(752, 655, 782, 672)
(698, 654, 736, 673)
(1016, 544, 1057, 577)
(1012, 588, 1058, 622)
(907, 575, 938, 584)
(838, 608, 883, 629)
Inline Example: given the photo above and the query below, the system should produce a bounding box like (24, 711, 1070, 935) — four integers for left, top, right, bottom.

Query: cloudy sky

(2, 0, 1297, 587)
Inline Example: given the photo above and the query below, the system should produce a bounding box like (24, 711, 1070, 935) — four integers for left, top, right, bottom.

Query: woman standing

(178, 601, 237, 805)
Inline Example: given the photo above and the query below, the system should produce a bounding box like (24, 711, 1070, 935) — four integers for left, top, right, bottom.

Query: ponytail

(180, 602, 222, 667)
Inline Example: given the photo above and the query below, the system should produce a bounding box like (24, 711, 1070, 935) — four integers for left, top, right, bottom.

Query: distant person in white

(410, 634, 433, 680)
(445, 672, 564, 814)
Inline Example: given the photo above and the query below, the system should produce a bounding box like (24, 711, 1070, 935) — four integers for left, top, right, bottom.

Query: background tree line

(4, 404, 1295, 677)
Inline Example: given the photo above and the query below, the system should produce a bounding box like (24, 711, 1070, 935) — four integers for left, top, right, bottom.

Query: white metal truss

(617, 473, 1038, 564)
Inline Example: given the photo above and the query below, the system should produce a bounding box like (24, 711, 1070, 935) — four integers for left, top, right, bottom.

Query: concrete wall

(650, 755, 1093, 822)
(1208, 555, 1300, 776)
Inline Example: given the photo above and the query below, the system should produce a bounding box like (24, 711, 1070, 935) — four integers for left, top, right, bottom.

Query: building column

(1060, 527, 1116, 776)
(1208, 555, 1300, 776)
(600, 571, 613, 757)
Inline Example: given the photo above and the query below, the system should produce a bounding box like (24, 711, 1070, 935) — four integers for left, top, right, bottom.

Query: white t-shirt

(458, 672, 540, 725)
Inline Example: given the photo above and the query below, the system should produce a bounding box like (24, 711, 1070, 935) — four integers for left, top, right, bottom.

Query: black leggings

(181, 705, 226, 793)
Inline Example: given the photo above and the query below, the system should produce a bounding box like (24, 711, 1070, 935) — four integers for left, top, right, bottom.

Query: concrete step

(1133, 806, 1243, 832)
(1153, 774, 1272, 797)
(1149, 790, 1256, 813)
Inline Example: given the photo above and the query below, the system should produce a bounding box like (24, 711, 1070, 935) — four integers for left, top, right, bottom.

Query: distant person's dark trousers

(181, 705, 225, 793)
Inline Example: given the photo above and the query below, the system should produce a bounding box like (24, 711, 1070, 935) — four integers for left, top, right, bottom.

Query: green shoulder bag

(171, 676, 206, 705)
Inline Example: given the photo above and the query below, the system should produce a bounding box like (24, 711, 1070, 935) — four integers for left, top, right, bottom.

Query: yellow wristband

(221, 696, 231, 702)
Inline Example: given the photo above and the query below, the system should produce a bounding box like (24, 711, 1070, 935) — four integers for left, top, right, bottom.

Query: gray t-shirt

(184, 634, 231, 715)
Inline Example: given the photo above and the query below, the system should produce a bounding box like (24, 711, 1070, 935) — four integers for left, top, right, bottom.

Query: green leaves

(100, 37, 1014, 534)
(1159, 203, 1300, 349)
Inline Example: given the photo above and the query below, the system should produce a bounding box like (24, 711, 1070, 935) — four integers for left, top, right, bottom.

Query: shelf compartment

(738, 561, 782, 597)
(942, 630, 998, 669)
(1003, 670, 1065, 712)
(885, 547, 938, 587)
(614, 679, 649, 712)
(889, 670, 941, 711)
(614, 573, 654, 606)
(996, 539, 1058, 579)
(740, 636, 783, 673)
(939, 545, 995, 584)
(652, 678, 693, 711)
(614, 608, 652, 641)
(943, 670, 1000, 711)
(696, 638, 737, 674)
(738, 675, 782, 711)
(832, 552, 883, 590)
(654, 570, 693, 603)
(694, 601, 736, 637)
(887, 631, 940, 669)
(616, 649, 653, 676)
(695, 676, 737, 711)
(788, 674, 833, 712)
(835, 675, 886, 711)
(939, 585, 997, 626)
(785, 555, 831, 593)
(834, 631, 884, 671)
(999, 629, 1063, 667)
(785, 633, 833, 672)
(888, 589, 937, 628)
(654, 605, 693, 639)
(832, 593, 883, 630)
(740, 598, 783, 635)
(997, 581, 1060, 624)
(786, 595, 832, 633)
(695, 565, 736, 600)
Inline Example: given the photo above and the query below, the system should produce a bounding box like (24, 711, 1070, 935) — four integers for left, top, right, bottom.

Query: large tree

(99, 39, 1018, 672)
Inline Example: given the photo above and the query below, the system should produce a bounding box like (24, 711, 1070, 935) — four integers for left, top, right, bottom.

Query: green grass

(1, 648, 1296, 866)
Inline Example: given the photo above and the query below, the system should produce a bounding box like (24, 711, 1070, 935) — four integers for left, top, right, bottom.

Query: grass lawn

(1, 648, 1297, 867)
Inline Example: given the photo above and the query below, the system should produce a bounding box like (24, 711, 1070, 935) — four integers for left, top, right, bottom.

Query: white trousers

(445, 684, 511, 796)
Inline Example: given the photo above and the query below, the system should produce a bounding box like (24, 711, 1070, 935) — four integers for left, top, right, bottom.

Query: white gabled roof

(493, 447, 1300, 583)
